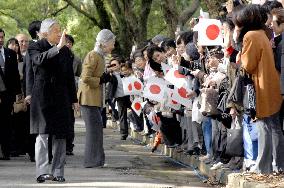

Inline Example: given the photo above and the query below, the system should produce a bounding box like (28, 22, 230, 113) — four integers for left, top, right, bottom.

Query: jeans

(202, 116, 212, 156)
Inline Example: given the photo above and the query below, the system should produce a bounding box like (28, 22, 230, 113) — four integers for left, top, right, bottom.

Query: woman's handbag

(200, 87, 219, 116)
(225, 117, 244, 157)
(13, 99, 27, 113)
(227, 68, 256, 118)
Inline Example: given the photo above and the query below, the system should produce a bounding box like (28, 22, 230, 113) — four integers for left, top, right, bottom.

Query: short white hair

(40, 18, 58, 33)
(96, 29, 115, 45)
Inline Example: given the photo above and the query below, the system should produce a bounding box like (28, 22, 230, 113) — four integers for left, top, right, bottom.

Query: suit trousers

(117, 96, 130, 137)
(0, 97, 13, 157)
(35, 134, 66, 178)
(66, 108, 75, 152)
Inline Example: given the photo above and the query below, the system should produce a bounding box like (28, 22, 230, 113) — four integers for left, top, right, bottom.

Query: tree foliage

(0, 0, 225, 59)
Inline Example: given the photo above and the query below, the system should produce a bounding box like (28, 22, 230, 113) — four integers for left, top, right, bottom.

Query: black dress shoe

(66, 151, 74, 156)
(120, 135, 127, 140)
(29, 156, 35, 162)
(36, 174, 54, 183)
(36, 176, 45, 183)
(53, 176, 65, 182)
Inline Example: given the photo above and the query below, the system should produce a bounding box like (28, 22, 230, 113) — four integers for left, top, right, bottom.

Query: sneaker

(210, 162, 223, 170)
(199, 154, 211, 161)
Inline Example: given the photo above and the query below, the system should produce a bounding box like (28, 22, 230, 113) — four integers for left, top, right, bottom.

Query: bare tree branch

(178, 0, 200, 26)
(63, 0, 100, 27)
(50, 4, 69, 17)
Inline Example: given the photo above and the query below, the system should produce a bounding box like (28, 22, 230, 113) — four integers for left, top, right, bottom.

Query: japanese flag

(143, 76, 167, 103)
(198, 19, 223, 46)
(171, 86, 193, 108)
(122, 75, 143, 96)
(164, 67, 190, 89)
(161, 62, 171, 75)
(147, 111, 161, 131)
(165, 88, 181, 110)
(131, 97, 143, 116)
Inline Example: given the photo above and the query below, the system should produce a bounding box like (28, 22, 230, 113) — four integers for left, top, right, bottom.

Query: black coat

(28, 39, 77, 138)
(279, 33, 284, 95)
(0, 48, 21, 104)
(24, 40, 36, 97)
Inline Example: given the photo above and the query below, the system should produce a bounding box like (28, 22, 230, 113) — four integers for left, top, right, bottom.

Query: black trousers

(0, 96, 13, 157)
(11, 108, 35, 157)
(106, 99, 118, 121)
(66, 108, 75, 152)
(101, 107, 107, 128)
(159, 115, 182, 146)
(117, 96, 130, 137)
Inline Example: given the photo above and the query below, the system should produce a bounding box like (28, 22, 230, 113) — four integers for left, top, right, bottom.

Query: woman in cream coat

(78, 29, 115, 168)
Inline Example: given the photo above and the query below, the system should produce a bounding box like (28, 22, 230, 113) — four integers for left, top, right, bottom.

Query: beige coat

(77, 51, 105, 107)
(241, 30, 282, 118)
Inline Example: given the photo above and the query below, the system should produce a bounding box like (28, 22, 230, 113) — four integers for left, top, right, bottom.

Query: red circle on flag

(174, 70, 186, 78)
(149, 84, 161, 94)
(134, 103, 141, 110)
(134, 81, 142, 90)
(206, 24, 220, 40)
(128, 84, 132, 91)
(178, 87, 188, 98)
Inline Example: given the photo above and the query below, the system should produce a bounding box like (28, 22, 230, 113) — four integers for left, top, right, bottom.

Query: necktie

(0, 52, 4, 72)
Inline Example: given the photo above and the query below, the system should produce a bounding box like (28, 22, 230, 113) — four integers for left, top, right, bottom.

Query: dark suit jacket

(28, 39, 77, 138)
(24, 40, 36, 97)
(0, 48, 21, 104)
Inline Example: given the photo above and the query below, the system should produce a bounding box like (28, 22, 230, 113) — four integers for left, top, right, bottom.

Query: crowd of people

(1, 0, 284, 184)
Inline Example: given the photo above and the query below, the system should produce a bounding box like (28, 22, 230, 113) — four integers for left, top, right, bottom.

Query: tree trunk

(161, 0, 178, 38)
(201, 0, 227, 18)
(64, 0, 153, 57)
(161, 0, 200, 37)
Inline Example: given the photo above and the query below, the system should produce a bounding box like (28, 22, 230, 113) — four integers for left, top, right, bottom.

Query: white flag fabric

(198, 19, 223, 46)
(161, 62, 171, 75)
(131, 97, 143, 116)
(122, 75, 143, 96)
(164, 88, 181, 110)
(164, 67, 190, 89)
(200, 9, 210, 19)
(143, 76, 167, 103)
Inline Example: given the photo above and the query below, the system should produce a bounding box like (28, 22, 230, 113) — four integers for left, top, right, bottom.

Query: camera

(107, 64, 116, 68)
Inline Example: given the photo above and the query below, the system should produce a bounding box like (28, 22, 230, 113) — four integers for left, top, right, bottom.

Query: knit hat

(185, 43, 200, 61)
(96, 29, 116, 44)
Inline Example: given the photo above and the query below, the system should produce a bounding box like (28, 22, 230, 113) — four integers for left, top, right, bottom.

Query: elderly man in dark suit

(28, 18, 78, 183)
(0, 28, 21, 160)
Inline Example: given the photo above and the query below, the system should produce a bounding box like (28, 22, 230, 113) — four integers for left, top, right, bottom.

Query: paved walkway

(0, 119, 211, 188)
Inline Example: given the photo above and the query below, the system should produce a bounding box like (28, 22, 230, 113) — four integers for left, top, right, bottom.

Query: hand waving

(57, 29, 67, 49)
